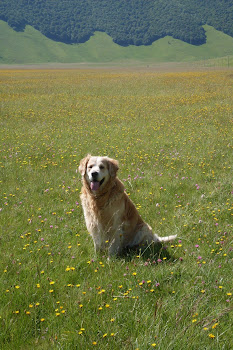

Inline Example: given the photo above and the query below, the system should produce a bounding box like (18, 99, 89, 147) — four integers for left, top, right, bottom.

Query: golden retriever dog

(79, 155, 177, 256)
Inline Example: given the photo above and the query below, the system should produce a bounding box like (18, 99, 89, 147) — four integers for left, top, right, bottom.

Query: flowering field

(0, 68, 232, 349)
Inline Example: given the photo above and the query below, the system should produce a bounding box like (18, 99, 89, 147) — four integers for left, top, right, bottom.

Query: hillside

(0, 20, 233, 65)
(0, 0, 232, 46)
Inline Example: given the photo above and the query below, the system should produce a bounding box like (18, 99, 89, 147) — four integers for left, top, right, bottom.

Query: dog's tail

(154, 234, 177, 243)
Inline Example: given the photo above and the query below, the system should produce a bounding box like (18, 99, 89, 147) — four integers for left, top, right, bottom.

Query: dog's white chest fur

(81, 193, 124, 252)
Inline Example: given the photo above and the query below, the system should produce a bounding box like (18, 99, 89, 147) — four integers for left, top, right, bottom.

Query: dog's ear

(107, 158, 119, 177)
(79, 154, 91, 176)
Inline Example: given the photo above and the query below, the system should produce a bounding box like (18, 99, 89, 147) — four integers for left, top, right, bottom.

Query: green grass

(0, 68, 233, 349)
(1, 20, 233, 64)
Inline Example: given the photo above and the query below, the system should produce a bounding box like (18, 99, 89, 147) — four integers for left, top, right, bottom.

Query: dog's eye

(88, 165, 93, 169)
(99, 165, 105, 170)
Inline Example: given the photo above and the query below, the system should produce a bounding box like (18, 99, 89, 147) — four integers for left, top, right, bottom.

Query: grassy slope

(0, 20, 233, 64)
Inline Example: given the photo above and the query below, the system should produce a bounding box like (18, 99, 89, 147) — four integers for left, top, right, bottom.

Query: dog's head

(79, 155, 119, 192)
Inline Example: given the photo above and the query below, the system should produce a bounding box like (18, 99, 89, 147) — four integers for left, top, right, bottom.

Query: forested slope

(0, 0, 232, 46)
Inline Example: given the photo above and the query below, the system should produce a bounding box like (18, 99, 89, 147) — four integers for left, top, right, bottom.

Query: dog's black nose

(91, 172, 98, 180)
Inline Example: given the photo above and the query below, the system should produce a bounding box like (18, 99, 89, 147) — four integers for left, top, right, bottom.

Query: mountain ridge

(0, 0, 232, 47)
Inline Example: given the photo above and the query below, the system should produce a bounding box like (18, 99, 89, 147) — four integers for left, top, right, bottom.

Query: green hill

(0, 0, 233, 46)
(0, 20, 233, 65)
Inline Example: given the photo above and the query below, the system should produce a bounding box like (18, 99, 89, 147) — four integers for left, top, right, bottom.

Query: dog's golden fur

(79, 155, 177, 256)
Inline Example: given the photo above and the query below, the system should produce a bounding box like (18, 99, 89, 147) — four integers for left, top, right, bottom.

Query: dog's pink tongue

(91, 181, 100, 191)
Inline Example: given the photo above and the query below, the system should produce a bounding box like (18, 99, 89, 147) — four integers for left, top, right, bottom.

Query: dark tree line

(0, 0, 232, 46)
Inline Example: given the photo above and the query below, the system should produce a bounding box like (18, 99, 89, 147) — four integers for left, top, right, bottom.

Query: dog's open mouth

(90, 178, 105, 191)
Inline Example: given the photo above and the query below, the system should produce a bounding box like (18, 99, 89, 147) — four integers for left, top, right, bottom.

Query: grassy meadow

(0, 68, 233, 349)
